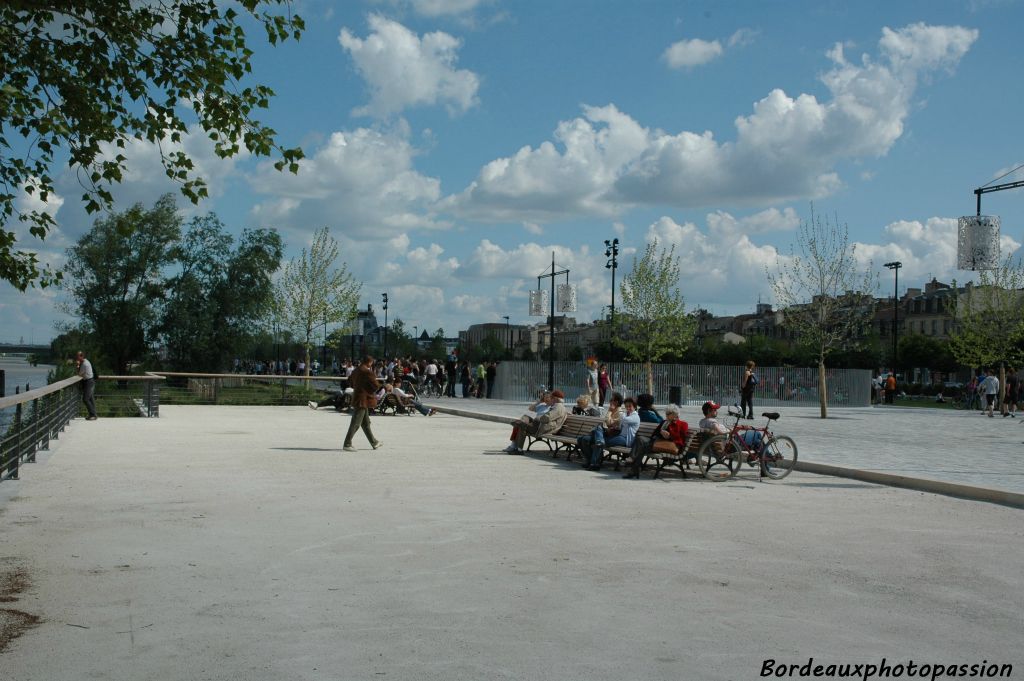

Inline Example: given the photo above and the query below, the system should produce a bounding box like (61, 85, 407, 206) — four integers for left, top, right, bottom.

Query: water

(1, 356, 57, 432)
(0, 355, 55, 396)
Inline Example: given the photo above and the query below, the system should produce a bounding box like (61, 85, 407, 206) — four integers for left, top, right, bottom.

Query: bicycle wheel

(761, 435, 797, 480)
(697, 434, 741, 482)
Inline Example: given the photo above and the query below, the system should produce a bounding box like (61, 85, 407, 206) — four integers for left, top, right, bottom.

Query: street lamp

(413, 325, 418, 353)
(381, 293, 389, 358)
(502, 315, 510, 355)
(604, 238, 619, 336)
(322, 313, 328, 375)
(884, 261, 902, 372)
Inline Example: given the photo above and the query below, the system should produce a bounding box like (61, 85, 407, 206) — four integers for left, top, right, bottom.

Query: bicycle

(420, 377, 443, 399)
(696, 406, 797, 481)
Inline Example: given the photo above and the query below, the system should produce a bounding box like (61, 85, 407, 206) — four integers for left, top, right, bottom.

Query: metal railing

(149, 372, 348, 406)
(492, 361, 872, 407)
(0, 377, 82, 481)
(94, 375, 165, 417)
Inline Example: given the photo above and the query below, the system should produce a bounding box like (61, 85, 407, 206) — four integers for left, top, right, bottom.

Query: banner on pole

(529, 289, 548, 316)
(557, 283, 577, 313)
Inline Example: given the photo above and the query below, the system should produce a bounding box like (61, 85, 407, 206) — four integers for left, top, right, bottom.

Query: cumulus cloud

(445, 23, 977, 223)
(248, 126, 445, 238)
(663, 37, 723, 69)
(339, 15, 480, 118)
(407, 0, 487, 16)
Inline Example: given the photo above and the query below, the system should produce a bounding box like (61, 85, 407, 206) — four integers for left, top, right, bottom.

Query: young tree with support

(614, 240, 696, 396)
(768, 208, 877, 419)
(275, 227, 361, 378)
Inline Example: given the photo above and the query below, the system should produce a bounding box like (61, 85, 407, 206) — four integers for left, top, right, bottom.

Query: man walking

(343, 355, 383, 451)
(76, 351, 97, 420)
(981, 368, 1000, 418)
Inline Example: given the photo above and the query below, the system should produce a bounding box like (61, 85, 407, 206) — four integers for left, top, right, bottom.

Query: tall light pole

(322, 313, 328, 374)
(884, 261, 902, 372)
(381, 293, 389, 359)
(604, 238, 619, 338)
(537, 252, 570, 391)
(502, 315, 510, 356)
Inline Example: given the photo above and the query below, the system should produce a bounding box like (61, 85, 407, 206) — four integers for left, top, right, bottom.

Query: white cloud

(663, 37, 723, 69)
(522, 221, 543, 235)
(408, 0, 486, 16)
(445, 23, 977, 223)
(727, 28, 758, 48)
(339, 15, 480, 118)
(248, 126, 445, 238)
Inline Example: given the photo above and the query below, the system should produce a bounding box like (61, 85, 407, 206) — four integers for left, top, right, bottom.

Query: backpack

(749, 373, 759, 386)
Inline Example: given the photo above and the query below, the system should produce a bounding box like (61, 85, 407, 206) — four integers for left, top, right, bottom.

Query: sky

(3, 0, 1024, 345)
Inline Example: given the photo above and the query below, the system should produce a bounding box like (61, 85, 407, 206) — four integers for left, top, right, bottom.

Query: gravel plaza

(1, 403, 1021, 681)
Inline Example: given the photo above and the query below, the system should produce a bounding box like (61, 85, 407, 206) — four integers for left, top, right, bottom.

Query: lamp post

(413, 325, 418, 354)
(884, 261, 902, 372)
(502, 315, 510, 356)
(322, 313, 328, 375)
(381, 293, 389, 359)
(604, 238, 619, 337)
(537, 252, 570, 391)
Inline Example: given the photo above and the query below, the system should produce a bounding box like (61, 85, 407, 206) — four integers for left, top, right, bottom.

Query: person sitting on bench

(308, 387, 353, 411)
(384, 383, 436, 416)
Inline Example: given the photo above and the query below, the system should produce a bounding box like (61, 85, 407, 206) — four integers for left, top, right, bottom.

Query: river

(1, 356, 58, 432)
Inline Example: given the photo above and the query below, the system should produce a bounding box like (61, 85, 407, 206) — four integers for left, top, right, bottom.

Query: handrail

(0, 376, 80, 410)
(150, 371, 347, 382)
(98, 375, 167, 381)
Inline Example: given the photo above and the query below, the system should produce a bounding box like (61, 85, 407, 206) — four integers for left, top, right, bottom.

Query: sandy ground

(0, 405, 1021, 681)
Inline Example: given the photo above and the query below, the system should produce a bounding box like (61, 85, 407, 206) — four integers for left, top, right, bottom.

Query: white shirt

(425, 363, 438, 376)
(77, 358, 94, 380)
(983, 376, 1000, 395)
(699, 417, 729, 434)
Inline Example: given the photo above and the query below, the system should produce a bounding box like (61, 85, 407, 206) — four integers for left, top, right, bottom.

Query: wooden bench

(529, 414, 605, 459)
(642, 429, 712, 479)
(603, 422, 661, 470)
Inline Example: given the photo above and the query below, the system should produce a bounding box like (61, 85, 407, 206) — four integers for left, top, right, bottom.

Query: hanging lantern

(957, 215, 1000, 270)
(556, 283, 577, 313)
(529, 289, 548, 316)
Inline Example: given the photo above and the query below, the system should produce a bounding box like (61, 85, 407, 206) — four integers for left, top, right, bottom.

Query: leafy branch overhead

(0, 1, 305, 290)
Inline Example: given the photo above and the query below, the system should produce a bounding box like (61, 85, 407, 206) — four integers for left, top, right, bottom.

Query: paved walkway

(1, 406, 1021, 681)
(421, 397, 1024, 495)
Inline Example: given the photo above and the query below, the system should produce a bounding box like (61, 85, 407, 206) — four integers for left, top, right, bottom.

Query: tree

(614, 240, 696, 394)
(428, 328, 447, 360)
(61, 194, 181, 374)
(275, 227, 361, 376)
(767, 208, 876, 418)
(898, 334, 957, 376)
(0, 1, 304, 290)
(948, 260, 1024, 407)
(160, 214, 282, 371)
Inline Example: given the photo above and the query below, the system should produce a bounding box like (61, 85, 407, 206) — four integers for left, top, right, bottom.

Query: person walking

(343, 355, 383, 451)
(585, 359, 599, 406)
(486, 361, 497, 399)
(76, 351, 98, 420)
(981, 368, 1000, 418)
(884, 372, 897, 404)
(740, 360, 757, 419)
(597, 363, 611, 407)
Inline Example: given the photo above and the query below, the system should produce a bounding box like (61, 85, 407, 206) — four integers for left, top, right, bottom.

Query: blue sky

(3, 0, 1023, 345)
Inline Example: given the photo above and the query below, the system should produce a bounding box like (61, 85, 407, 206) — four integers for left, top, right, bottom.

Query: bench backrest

(555, 415, 605, 439)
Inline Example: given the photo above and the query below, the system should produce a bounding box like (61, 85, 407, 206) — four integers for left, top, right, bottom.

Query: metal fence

(493, 361, 872, 407)
(0, 377, 82, 481)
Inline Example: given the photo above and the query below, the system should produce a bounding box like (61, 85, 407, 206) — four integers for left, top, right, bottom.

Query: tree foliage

(160, 213, 282, 371)
(948, 259, 1024, 377)
(275, 227, 361, 376)
(767, 208, 876, 417)
(614, 240, 696, 393)
(61, 194, 181, 374)
(0, 1, 304, 290)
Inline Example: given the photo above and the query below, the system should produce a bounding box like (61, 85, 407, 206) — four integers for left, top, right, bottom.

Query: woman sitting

(572, 394, 602, 416)
(636, 393, 663, 424)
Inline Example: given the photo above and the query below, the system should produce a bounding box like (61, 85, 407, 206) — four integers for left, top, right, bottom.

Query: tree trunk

(818, 359, 828, 419)
(304, 346, 311, 378)
(645, 360, 654, 397)
(999, 362, 1007, 415)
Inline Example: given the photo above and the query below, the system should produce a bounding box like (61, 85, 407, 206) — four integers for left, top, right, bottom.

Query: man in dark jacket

(344, 355, 383, 451)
